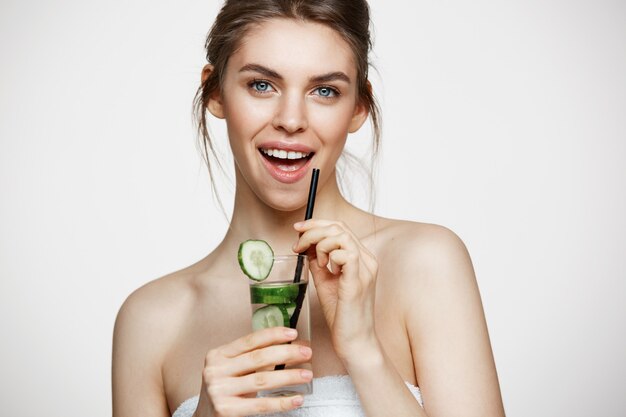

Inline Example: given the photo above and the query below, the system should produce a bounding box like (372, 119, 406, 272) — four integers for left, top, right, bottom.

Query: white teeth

(261, 148, 310, 160)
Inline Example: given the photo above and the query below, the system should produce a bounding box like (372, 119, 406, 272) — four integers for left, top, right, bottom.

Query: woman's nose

(272, 92, 308, 134)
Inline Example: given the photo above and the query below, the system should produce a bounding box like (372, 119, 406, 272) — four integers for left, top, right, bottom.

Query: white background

(1, 1, 625, 416)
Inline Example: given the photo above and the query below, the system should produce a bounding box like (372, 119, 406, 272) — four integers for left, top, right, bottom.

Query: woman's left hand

(293, 219, 379, 361)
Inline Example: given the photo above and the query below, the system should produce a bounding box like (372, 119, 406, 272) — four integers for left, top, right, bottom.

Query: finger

(294, 220, 368, 252)
(213, 395, 304, 417)
(313, 233, 358, 268)
(294, 219, 336, 231)
(219, 327, 298, 358)
(294, 219, 357, 239)
(220, 369, 313, 396)
(329, 249, 352, 270)
(293, 224, 346, 253)
(228, 343, 313, 376)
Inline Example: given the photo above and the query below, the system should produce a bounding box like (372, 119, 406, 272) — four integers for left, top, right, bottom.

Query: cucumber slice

(252, 305, 290, 330)
(238, 240, 274, 281)
(250, 284, 300, 304)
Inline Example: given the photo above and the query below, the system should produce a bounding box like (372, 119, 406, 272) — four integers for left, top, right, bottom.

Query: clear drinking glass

(249, 255, 312, 397)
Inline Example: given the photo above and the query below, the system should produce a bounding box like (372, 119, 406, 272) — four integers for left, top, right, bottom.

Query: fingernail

(292, 396, 304, 406)
(284, 328, 297, 338)
(301, 369, 313, 380)
(300, 346, 312, 357)
(294, 221, 303, 228)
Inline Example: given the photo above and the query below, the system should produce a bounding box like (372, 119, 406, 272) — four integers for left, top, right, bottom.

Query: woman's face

(209, 18, 368, 211)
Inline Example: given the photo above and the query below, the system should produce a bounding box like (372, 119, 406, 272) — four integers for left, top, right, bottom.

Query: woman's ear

(348, 100, 369, 133)
(201, 64, 225, 119)
(348, 81, 372, 133)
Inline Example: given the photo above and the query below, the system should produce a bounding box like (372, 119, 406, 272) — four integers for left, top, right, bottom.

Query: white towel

(172, 374, 422, 417)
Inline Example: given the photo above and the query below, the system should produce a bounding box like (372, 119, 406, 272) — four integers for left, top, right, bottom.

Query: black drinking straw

(290, 168, 319, 324)
(275, 168, 319, 371)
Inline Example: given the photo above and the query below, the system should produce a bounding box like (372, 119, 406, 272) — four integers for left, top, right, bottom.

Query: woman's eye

(315, 86, 339, 98)
(250, 80, 273, 93)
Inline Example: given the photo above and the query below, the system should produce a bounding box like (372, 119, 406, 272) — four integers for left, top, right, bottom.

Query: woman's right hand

(192, 326, 313, 417)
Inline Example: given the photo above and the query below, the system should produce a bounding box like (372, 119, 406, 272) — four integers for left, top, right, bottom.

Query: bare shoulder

(371, 217, 480, 323)
(371, 217, 474, 284)
(112, 264, 202, 416)
(114, 266, 199, 349)
(372, 217, 480, 321)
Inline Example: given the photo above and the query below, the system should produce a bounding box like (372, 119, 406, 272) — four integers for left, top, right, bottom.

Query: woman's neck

(222, 170, 355, 255)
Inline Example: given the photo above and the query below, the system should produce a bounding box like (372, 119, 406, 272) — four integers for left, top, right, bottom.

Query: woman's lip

(258, 150, 313, 184)
(257, 141, 315, 154)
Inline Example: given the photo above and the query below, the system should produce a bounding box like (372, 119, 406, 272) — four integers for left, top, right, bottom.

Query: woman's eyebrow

(309, 72, 351, 84)
(239, 64, 351, 84)
(239, 63, 282, 79)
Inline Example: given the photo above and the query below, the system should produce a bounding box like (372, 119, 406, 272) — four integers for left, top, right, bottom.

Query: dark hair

(193, 0, 381, 210)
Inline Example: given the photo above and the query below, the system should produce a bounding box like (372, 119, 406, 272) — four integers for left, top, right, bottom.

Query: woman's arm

(294, 219, 427, 417)
(295, 220, 504, 417)
(112, 288, 171, 417)
(342, 339, 428, 417)
(399, 225, 505, 417)
(344, 225, 505, 417)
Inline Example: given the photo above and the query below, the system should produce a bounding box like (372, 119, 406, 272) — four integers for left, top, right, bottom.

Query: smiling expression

(208, 18, 368, 211)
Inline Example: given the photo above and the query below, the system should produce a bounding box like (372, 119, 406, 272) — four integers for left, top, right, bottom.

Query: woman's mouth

(258, 146, 314, 183)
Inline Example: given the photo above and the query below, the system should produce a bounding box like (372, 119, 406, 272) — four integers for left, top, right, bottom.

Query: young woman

(112, 1, 505, 416)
